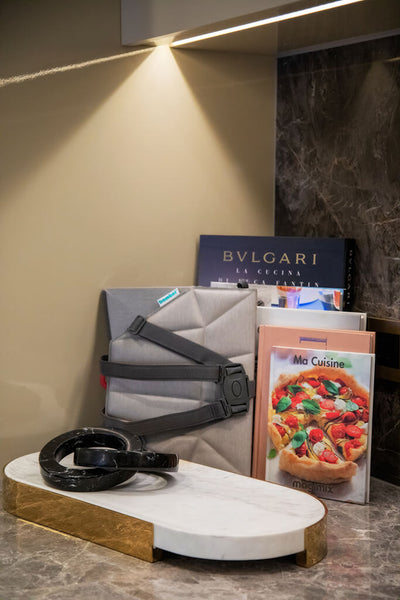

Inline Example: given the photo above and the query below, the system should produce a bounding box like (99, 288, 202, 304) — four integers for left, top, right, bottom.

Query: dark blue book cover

(197, 235, 354, 309)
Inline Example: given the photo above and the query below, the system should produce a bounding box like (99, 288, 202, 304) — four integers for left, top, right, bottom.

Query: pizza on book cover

(264, 346, 374, 504)
(252, 325, 375, 483)
(197, 235, 354, 309)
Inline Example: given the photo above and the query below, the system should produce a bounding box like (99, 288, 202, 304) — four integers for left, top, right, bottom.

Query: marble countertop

(2, 476, 400, 600)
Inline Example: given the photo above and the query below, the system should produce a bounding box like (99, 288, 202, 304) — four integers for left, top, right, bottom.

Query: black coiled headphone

(39, 427, 179, 492)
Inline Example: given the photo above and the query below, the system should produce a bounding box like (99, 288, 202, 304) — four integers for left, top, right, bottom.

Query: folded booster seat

(101, 287, 257, 475)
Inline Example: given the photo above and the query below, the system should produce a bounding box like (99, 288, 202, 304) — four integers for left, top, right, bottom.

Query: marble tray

(3, 454, 327, 567)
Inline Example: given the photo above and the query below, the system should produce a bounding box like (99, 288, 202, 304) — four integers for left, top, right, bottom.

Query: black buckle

(220, 364, 250, 417)
(128, 315, 147, 335)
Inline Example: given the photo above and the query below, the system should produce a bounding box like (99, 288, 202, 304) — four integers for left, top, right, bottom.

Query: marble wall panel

(275, 34, 400, 486)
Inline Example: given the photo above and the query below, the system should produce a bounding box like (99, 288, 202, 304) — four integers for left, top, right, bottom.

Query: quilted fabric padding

(104, 287, 256, 475)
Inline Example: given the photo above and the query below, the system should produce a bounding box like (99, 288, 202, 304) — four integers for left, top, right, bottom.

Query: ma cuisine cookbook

(253, 326, 375, 504)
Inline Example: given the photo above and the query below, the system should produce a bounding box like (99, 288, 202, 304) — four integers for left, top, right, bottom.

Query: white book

(257, 306, 367, 331)
(211, 282, 345, 310)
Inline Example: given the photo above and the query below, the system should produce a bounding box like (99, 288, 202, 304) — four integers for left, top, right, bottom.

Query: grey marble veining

(275, 34, 400, 321)
(1, 477, 400, 599)
(275, 34, 400, 489)
(371, 378, 400, 486)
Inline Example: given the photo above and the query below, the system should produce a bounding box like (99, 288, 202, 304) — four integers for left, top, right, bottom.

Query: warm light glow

(0, 47, 153, 88)
(171, 0, 365, 47)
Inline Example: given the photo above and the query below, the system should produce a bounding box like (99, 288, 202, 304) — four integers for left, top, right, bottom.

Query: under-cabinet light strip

(171, 0, 365, 47)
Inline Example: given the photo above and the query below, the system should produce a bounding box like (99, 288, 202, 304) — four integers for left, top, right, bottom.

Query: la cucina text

(222, 251, 318, 265)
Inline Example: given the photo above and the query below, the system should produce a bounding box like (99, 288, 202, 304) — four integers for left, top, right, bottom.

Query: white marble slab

(5, 454, 326, 561)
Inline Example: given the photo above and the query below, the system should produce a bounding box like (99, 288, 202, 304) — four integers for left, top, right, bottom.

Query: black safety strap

(102, 404, 231, 436)
(100, 360, 222, 382)
(129, 315, 233, 365)
(101, 316, 255, 436)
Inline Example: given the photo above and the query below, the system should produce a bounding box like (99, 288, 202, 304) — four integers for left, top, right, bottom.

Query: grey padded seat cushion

(104, 287, 256, 475)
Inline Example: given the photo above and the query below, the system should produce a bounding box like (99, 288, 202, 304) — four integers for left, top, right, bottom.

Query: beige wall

(0, 1, 276, 466)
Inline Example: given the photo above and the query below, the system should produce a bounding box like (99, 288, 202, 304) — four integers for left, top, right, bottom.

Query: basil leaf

(346, 400, 359, 412)
(302, 399, 321, 414)
(276, 396, 291, 412)
(267, 448, 277, 459)
(292, 430, 307, 449)
(323, 380, 340, 395)
(287, 385, 303, 395)
(341, 358, 352, 368)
